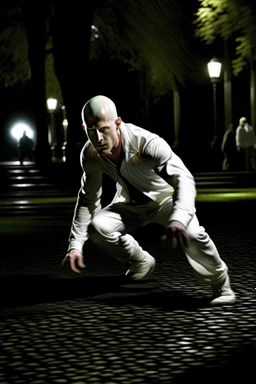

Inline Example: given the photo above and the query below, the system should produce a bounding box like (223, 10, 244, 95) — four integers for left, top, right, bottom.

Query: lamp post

(46, 98, 57, 160)
(62, 118, 68, 142)
(207, 58, 222, 140)
(62, 118, 68, 162)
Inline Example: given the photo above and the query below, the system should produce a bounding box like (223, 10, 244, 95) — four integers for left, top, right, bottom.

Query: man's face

(241, 119, 246, 126)
(85, 118, 121, 156)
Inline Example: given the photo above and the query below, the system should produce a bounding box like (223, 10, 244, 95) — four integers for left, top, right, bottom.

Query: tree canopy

(0, 0, 201, 100)
(0, 7, 29, 88)
(194, 0, 256, 75)
(94, 0, 201, 99)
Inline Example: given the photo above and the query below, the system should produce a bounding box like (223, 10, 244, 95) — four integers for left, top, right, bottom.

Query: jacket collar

(119, 122, 139, 161)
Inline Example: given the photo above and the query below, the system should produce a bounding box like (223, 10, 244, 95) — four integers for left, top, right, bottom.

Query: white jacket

(68, 122, 196, 252)
(236, 124, 256, 148)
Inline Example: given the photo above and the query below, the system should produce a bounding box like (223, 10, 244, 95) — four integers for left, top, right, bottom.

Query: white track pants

(88, 198, 227, 286)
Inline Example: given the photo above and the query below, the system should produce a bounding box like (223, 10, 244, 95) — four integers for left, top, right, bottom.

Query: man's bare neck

(108, 132, 122, 161)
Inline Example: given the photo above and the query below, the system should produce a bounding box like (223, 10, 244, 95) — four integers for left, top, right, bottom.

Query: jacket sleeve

(235, 127, 241, 147)
(145, 137, 196, 228)
(253, 126, 256, 146)
(221, 131, 229, 152)
(68, 146, 103, 253)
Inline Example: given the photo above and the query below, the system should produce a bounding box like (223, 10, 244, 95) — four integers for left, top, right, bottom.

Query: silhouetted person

(210, 135, 223, 171)
(18, 131, 33, 165)
(236, 117, 256, 171)
(221, 124, 238, 171)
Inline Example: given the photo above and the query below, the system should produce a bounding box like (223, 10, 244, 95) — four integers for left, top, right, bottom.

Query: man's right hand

(62, 249, 86, 273)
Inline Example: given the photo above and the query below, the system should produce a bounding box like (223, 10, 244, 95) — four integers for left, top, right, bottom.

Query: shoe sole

(126, 257, 156, 281)
(210, 295, 236, 306)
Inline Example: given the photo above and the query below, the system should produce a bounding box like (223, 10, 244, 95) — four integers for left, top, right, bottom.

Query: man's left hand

(164, 221, 189, 249)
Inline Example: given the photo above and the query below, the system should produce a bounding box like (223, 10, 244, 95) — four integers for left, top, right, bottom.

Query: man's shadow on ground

(171, 344, 256, 384)
(0, 274, 210, 313)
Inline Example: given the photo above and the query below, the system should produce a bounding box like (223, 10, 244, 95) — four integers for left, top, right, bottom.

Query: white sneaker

(210, 275, 236, 305)
(126, 251, 155, 280)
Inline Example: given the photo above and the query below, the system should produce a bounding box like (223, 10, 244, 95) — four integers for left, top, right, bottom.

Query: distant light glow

(91, 25, 99, 40)
(207, 58, 222, 79)
(10, 122, 34, 141)
(62, 119, 68, 127)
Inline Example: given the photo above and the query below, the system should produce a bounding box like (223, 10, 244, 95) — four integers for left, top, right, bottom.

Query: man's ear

(116, 117, 122, 127)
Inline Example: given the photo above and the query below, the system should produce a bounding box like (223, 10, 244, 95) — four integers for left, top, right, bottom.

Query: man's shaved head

(81, 95, 122, 157)
(239, 117, 247, 126)
(81, 95, 118, 128)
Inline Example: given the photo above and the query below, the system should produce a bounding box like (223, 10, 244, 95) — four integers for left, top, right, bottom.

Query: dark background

(0, 0, 252, 172)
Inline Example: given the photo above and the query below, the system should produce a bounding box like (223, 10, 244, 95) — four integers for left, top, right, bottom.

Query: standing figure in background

(221, 124, 238, 171)
(18, 131, 33, 165)
(236, 117, 256, 171)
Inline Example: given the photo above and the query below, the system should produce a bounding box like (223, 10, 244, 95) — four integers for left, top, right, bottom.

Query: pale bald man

(62, 95, 236, 305)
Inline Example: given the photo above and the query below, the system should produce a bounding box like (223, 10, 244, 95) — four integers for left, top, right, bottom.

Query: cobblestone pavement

(0, 201, 255, 383)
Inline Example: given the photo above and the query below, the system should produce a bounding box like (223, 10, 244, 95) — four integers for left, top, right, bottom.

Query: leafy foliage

(0, 8, 30, 88)
(194, 0, 256, 75)
(0, 3, 63, 100)
(93, 0, 201, 99)
(0, 0, 201, 102)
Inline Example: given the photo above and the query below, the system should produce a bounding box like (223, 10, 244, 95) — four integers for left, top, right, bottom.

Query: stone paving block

(0, 202, 255, 383)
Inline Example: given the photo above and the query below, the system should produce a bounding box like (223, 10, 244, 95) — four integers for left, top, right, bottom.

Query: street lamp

(46, 98, 57, 160)
(47, 97, 58, 112)
(207, 58, 222, 139)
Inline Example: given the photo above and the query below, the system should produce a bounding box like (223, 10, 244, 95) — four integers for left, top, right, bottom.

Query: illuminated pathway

(0, 164, 255, 383)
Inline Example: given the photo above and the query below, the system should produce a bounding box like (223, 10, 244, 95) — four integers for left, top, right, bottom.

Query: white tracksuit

(68, 122, 227, 286)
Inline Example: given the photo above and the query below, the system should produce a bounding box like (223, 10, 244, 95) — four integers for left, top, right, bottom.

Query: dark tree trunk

(223, 38, 233, 132)
(21, 0, 51, 169)
(51, 2, 97, 170)
(250, 55, 256, 129)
